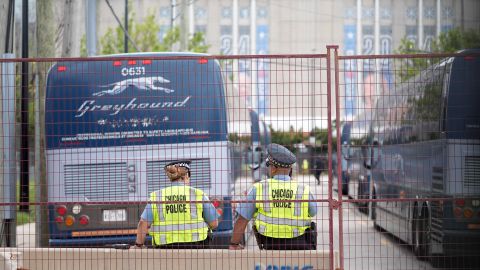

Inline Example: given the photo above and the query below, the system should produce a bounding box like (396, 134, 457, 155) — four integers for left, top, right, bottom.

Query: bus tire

(371, 189, 377, 221)
(413, 207, 429, 260)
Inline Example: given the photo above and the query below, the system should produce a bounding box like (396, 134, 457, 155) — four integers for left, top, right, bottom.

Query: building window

(406, 6, 417, 20)
(345, 8, 355, 19)
(380, 8, 391, 20)
(195, 7, 207, 20)
(363, 7, 374, 19)
(159, 7, 171, 18)
(222, 7, 232, 18)
(424, 6, 435, 19)
(258, 7, 268, 18)
(442, 6, 453, 19)
(240, 7, 249, 19)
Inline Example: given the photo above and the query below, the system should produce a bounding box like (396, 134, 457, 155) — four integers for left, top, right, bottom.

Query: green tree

(395, 28, 480, 81)
(81, 12, 209, 56)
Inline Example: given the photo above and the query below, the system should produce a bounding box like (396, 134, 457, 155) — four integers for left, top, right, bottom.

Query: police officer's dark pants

(253, 223, 317, 250)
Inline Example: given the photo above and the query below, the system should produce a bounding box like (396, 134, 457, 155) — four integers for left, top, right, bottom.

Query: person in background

(134, 160, 218, 248)
(229, 143, 317, 250)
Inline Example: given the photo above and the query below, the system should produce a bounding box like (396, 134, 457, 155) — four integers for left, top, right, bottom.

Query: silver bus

(369, 50, 480, 265)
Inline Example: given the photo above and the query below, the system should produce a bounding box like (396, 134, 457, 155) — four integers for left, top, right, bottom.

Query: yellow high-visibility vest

(254, 178, 311, 238)
(150, 185, 208, 245)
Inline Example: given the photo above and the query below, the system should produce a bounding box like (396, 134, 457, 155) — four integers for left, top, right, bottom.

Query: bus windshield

(46, 57, 227, 149)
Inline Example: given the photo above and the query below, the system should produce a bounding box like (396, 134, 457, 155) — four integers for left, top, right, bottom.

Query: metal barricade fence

(0, 48, 479, 270)
(336, 49, 480, 270)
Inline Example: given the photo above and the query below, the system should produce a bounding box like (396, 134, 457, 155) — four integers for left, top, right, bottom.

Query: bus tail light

(455, 199, 465, 207)
(64, 215, 75, 226)
(198, 58, 208, 64)
(113, 61, 122, 66)
(56, 205, 67, 216)
(464, 208, 474, 219)
(453, 207, 463, 218)
(142, 59, 152, 65)
(57, 66, 67, 72)
(127, 60, 137, 65)
(55, 216, 64, 224)
(79, 215, 90, 226)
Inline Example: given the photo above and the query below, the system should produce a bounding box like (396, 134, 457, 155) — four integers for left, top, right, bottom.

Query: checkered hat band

(267, 155, 291, 168)
(176, 163, 190, 170)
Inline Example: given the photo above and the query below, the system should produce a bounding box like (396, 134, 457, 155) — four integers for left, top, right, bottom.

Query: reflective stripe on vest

(256, 213, 310, 227)
(156, 190, 165, 222)
(262, 181, 270, 212)
(190, 188, 198, 219)
(293, 184, 305, 216)
(150, 221, 208, 232)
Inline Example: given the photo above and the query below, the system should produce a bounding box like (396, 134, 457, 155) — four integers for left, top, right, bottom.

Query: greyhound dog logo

(92, 76, 174, 96)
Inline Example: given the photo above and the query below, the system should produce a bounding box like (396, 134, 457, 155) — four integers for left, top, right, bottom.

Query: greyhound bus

(45, 53, 234, 247)
(369, 50, 480, 264)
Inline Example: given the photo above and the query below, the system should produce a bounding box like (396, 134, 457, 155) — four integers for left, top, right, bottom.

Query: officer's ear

(289, 168, 293, 177)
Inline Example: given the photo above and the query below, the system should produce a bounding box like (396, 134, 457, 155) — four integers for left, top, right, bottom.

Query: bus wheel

(413, 207, 429, 260)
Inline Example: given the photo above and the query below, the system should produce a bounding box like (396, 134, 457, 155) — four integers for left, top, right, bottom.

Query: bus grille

(464, 156, 480, 188)
(147, 159, 212, 194)
(64, 163, 128, 200)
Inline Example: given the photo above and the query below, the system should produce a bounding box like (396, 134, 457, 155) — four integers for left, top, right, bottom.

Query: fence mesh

(0, 48, 479, 270)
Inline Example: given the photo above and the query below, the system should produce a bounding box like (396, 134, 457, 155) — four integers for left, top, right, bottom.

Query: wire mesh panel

(0, 54, 336, 270)
(2, 49, 479, 270)
(337, 51, 480, 270)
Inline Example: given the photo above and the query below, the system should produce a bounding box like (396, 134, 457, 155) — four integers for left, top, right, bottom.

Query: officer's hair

(165, 165, 189, 181)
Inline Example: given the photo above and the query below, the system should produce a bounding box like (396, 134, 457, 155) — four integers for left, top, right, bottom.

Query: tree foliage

(395, 28, 480, 81)
(81, 12, 209, 56)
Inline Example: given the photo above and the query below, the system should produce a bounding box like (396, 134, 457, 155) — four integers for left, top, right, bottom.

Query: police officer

(134, 160, 218, 248)
(229, 143, 318, 250)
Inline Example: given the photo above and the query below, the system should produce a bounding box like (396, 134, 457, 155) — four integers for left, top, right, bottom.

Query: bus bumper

(50, 231, 233, 248)
(442, 229, 480, 257)
(49, 235, 141, 247)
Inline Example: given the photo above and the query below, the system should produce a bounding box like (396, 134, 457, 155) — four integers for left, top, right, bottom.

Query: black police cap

(164, 160, 191, 170)
(266, 143, 296, 168)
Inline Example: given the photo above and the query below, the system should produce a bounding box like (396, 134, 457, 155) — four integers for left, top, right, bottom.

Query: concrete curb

(0, 248, 337, 270)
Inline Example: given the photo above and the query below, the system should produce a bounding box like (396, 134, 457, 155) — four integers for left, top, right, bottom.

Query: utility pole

(124, 0, 128, 53)
(36, 0, 55, 247)
(86, 0, 97, 56)
(436, 0, 441, 37)
(250, 0, 257, 112)
(62, 0, 75, 57)
(171, 0, 176, 29)
(232, 0, 238, 56)
(180, 0, 188, 51)
(418, 0, 424, 50)
(189, 0, 194, 39)
(1, 0, 16, 247)
(20, 0, 29, 213)
(356, 0, 363, 112)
